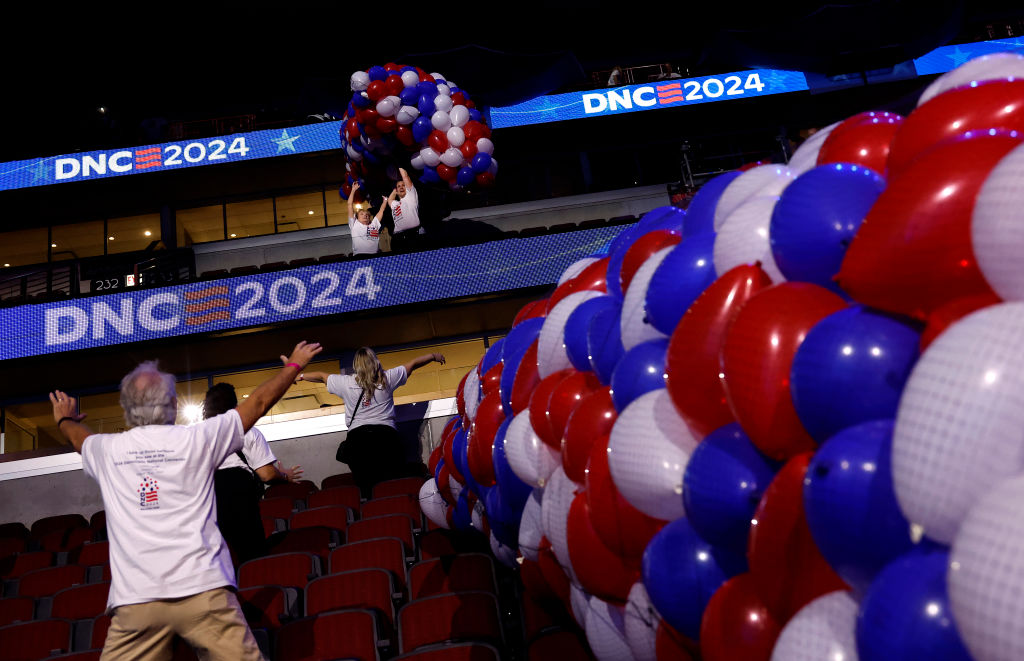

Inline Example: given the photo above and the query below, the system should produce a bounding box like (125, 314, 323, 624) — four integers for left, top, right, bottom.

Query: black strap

(349, 392, 362, 422)
(235, 449, 251, 468)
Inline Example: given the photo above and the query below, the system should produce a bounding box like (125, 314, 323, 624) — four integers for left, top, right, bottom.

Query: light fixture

(51, 243, 57, 248)
(98, 107, 106, 114)
(307, 210, 314, 215)
(108, 236, 115, 240)
(230, 233, 237, 238)
(3, 263, 8, 267)
(181, 403, 203, 424)
(144, 230, 152, 237)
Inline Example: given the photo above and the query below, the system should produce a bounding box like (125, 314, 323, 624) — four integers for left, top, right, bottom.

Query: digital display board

(913, 36, 1024, 75)
(0, 225, 625, 361)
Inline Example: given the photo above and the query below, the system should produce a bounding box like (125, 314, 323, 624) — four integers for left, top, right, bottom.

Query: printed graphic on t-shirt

(364, 224, 379, 239)
(393, 202, 403, 224)
(137, 475, 160, 509)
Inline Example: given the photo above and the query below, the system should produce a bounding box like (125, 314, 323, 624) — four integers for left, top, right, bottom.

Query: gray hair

(119, 361, 178, 428)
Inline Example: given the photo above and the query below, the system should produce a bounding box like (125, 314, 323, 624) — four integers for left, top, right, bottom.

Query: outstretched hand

(279, 462, 304, 483)
(279, 341, 323, 372)
(433, 353, 446, 365)
(49, 390, 87, 425)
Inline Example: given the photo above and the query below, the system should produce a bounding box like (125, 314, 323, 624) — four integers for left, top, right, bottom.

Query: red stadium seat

(398, 592, 502, 653)
(88, 512, 105, 535)
(0, 597, 34, 626)
(17, 565, 86, 598)
(265, 481, 318, 503)
(309, 486, 362, 511)
(50, 582, 109, 620)
(81, 614, 111, 651)
(361, 495, 423, 528)
(395, 642, 501, 661)
(237, 585, 299, 629)
(408, 554, 496, 600)
(44, 651, 102, 661)
(306, 569, 396, 627)
(0, 618, 73, 660)
(238, 552, 320, 590)
(258, 497, 295, 521)
(329, 537, 408, 591)
(275, 609, 380, 661)
(266, 527, 339, 562)
(0, 538, 26, 561)
(289, 505, 352, 533)
(0, 523, 29, 541)
(321, 473, 357, 490)
(527, 629, 592, 661)
(347, 514, 415, 555)
(418, 530, 459, 560)
(372, 477, 427, 499)
(30, 515, 88, 540)
(261, 517, 278, 538)
(0, 550, 53, 578)
(37, 527, 93, 553)
(73, 541, 109, 568)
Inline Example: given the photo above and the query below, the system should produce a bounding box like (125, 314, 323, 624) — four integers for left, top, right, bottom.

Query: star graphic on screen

(946, 46, 972, 67)
(272, 129, 301, 153)
(29, 160, 48, 182)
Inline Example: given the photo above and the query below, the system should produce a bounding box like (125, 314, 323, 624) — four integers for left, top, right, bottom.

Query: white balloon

(477, 137, 495, 155)
(505, 410, 561, 488)
(350, 70, 370, 92)
(893, 303, 1024, 544)
(401, 70, 419, 88)
(608, 388, 699, 521)
(420, 147, 442, 168)
(346, 145, 362, 161)
(519, 488, 545, 562)
(973, 142, 1024, 300)
(586, 598, 637, 661)
(538, 291, 604, 378)
(490, 531, 518, 568)
(771, 591, 859, 661)
(559, 257, 600, 285)
(541, 467, 578, 580)
(436, 83, 452, 97)
(487, 158, 498, 175)
(418, 479, 449, 529)
(430, 72, 446, 82)
(448, 474, 463, 501)
(620, 246, 673, 351)
(950, 473, 1024, 661)
(787, 121, 841, 176)
(471, 499, 486, 532)
(431, 110, 452, 131)
(446, 126, 466, 148)
(375, 97, 397, 117)
(714, 164, 794, 231)
(715, 195, 786, 283)
(919, 52, 1024, 106)
(450, 105, 470, 127)
(409, 153, 425, 170)
(395, 105, 420, 125)
(434, 94, 454, 113)
(624, 582, 659, 661)
(571, 583, 592, 627)
(441, 147, 465, 168)
(464, 368, 481, 421)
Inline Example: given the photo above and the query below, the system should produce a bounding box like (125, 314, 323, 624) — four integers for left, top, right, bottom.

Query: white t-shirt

(390, 186, 420, 234)
(350, 217, 381, 255)
(327, 366, 408, 430)
(80, 410, 244, 610)
(218, 428, 275, 473)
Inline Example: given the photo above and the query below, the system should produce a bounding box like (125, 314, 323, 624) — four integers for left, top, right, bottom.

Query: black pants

(214, 467, 267, 565)
(341, 424, 408, 499)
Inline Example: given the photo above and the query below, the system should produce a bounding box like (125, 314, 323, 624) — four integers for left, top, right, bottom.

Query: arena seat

(408, 554, 497, 600)
(237, 584, 300, 629)
(259, 261, 288, 272)
(30, 515, 88, 540)
(0, 538, 26, 562)
(73, 542, 108, 568)
(44, 651, 102, 661)
(275, 608, 380, 661)
(289, 505, 352, 533)
(259, 497, 297, 521)
(37, 527, 93, 553)
(394, 642, 501, 661)
(518, 227, 547, 238)
(578, 218, 608, 229)
(0, 523, 29, 541)
(238, 552, 321, 590)
(398, 591, 502, 653)
(261, 517, 279, 538)
(308, 485, 362, 511)
(527, 629, 592, 661)
(265, 481, 318, 503)
(548, 223, 578, 233)
(228, 265, 259, 275)
(317, 253, 350, 264)
(305, 568, 397, 627)
(267, 526, 340, 562)
(347, 514, 415, 557)
(50, 582, 110, 620)
(0, 596, 35, 626)
(0, 550, 52, 579)
(329, 538, 408, 591)
(608, 214, 638, 225)
(88, 512, 105, 536)
(199, 269, 228, 279)
(0, 618, 73, 660)
(73, 614, 110, 651)
(417, 530, 459, 560)
(372, 478, 426, 499)
(361, 495, 423, 528)
(321, 473, 357, 490)
(287, 257, 317, 268)
(16, 565, 86, 599)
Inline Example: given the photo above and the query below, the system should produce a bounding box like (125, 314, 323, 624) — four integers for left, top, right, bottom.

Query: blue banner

(913, 37, 1024, 75)
(0, 226, 625, 361)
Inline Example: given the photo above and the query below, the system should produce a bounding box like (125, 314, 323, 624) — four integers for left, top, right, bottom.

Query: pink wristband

(285, 362, 302, 371)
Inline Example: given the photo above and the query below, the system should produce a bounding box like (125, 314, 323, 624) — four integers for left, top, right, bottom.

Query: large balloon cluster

(418, 51, 1024, 661)
(340, 64, 497, 198)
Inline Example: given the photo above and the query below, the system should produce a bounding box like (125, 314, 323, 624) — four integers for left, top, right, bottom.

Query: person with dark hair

(49, 340, 323, 661)
(298, 347, 444, 497)
(203, 382, 302, 565)
(388, 168, 422, 252)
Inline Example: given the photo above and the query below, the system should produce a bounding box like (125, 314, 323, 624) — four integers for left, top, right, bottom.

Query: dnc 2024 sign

(0, 226, 624, 361)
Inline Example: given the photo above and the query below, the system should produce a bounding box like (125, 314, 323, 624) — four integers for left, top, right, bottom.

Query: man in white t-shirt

(388, 168, 421, 252)
(49, 340, 322, 661)
(347, 181, 388, 256)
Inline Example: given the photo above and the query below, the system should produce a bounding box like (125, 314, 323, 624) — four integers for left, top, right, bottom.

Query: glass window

(0, 227, 48, 268)
(51, 221, 104, 260)
(226, 199, 274, 240)
(78, 391, 128, 434)
(108, 213, 160, 254)
(326, 185, 350, 227)
(276, 190, 326, 233)
(178, 205, 224, 245)
(217, 359, 342, 417)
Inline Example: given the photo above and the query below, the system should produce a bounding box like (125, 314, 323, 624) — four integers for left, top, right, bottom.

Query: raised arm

(347, 182, 360, 219)
(374, 196, 389, 222)
(296, 370, 331, 384)
(50, 391, 92, 453)
(255, 461, 304, 483)
(235, 341, 323, 432)
(402, 352, 446, 376)
(399, 167, 413, 190)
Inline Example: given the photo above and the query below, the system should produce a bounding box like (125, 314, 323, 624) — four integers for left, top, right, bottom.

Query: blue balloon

(644, 233, 717, 335)
(417, 93, 436, 117)
(470, 152, 492, 174)
(485, 487, 519, 547)
(452, 429, 470, 483)
(494, 418, 531, 514)
(399, 87, 419, 107)
(367, 66, 388, 81)
(503, 317, 545, 363)
(683, 423, 778, 554)
(684, 171, 741, 237)
(499, 350, 525, 416)
(586, 305, 625, 385)
(452, 491, 474, 531)
(637, 206, 685, 233)
(604, 224, 643, 300)
(804, 420, 914, 592)
(565, 296, 619, 371)
(416, 81, 437, 97)
(400, 65, 417, 75)
(434, 457, 446, 487)
(610, 339, 669, 412)
(351, 92, 370, 109)
(856, 544, 973, 661)
(434, 78, 447, 86)
(411, 116, 433, 142)
(770, 163, 885, 293)
(468, 108, 482, 122)
(456, 166, 476, 186)
(420, 166, 440, 184)
(791, 306, 920, 443)
(480, 338, 505, 376)
(642, 518, 745, 639)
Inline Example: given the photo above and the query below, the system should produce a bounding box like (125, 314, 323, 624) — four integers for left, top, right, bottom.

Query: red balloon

(468, 392, 504, 487)
(585, 434, 666, 570)
(345, 118, 360, 139)
(467, 100, 476, 109)
(537, 538, 572, 606)
(441, 423, 464, 484)
(656, 621, 698, 661)
(700, 573, 781, 661)
(546, 258, 610, 312)
(421, 73, 436, 84)
(562, 386, 617, 483)
(481, 362, 503, 399)
(428, 443, 444, 477)
(816, 113, 903, 174)
(428, 129, 449, 153)
(920, 291, 1002, 351)
(366, 80, 385, 102)
(511, 341, 542, 414)
(384, 62, 400, 72)
(395, 125, 415, 147)
(463, 120, 485, 142)
(437, 462, 454, 505)
(459, 141, 478, 160)
(566, 493, 640, 603)
(451, 92, 467, 106)
(721, 283, 846, 460)
(839, 133, 1018, 320)
(737, 160, 768, 171)
(384, 74, 404, 97)
(513, 299, 548, 326)
(666, 264, 773, 438)
(528, 370, 574, 448)
(620, 230, 681, 294)
(545, 371, 602, 455)
(375, 117, 397, 134)
(437, 164, 457, 182)
(456, 371, 468, 421)
(362, 123, 381, 139)
(445, 505, 454, 528)
(475, 172, 495, 188)
(747, 453, 848, 622)
(887, 80, 1024, 177)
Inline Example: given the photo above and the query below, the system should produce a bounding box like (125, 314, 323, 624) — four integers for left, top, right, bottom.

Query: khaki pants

(100, 587, 264, 661)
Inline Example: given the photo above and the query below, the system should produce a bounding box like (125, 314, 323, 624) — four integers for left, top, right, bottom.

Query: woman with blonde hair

(298, 347, 445, 496)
